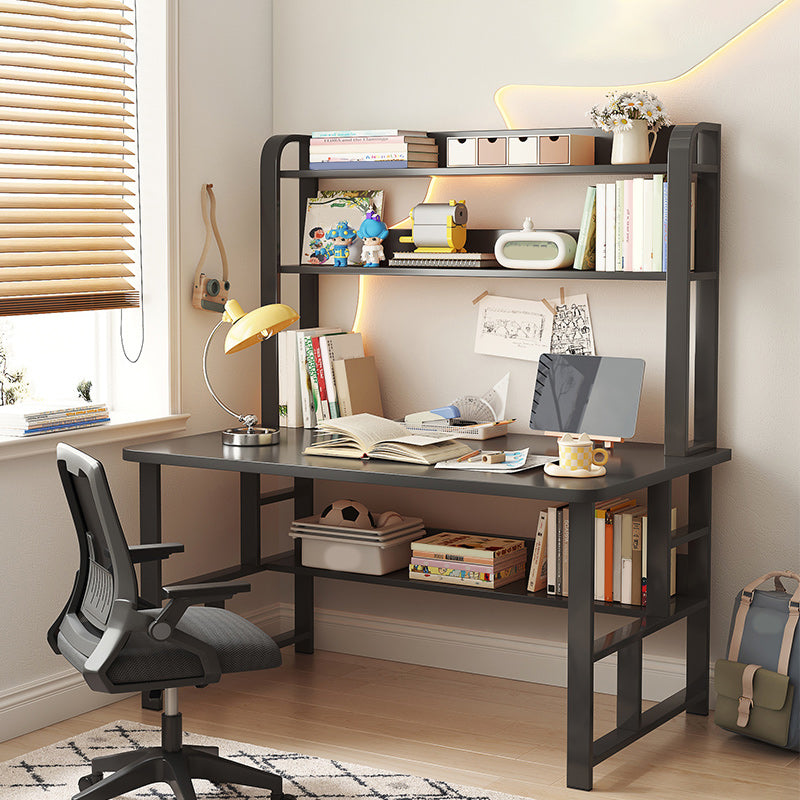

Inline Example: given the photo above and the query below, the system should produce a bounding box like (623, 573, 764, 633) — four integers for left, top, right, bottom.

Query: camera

(192, 272, 230, 313)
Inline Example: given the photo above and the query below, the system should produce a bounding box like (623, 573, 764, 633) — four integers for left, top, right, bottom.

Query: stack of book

(409, 532, 527, 589)
(277, 327, 383, 428)
(0, 401, 109, 437)
(575, 176, 692, 273)
(540, 498, 677, 605)
(309, 129, 438, 170)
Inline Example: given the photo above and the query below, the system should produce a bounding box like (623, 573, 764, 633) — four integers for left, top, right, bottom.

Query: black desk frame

(124, 431, 730, 791)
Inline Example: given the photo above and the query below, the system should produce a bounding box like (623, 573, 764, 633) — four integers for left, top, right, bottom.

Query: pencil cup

(558, 433, 609, 472)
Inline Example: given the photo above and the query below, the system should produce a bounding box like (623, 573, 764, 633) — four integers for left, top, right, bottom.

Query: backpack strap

(193, 183, 229, 289)
(728, 571, 800, 674)
(736, 663, 759, 727)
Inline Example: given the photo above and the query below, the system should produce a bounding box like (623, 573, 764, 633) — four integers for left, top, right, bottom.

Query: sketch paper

(474, 296, 553, 362)
(548, 293, 596, 355)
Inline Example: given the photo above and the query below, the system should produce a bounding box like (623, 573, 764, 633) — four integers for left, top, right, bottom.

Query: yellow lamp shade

(223, 300, 299, 354)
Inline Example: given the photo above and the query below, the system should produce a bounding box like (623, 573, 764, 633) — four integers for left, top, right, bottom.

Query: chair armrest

(129, 543, 185, 564)
(147, 581, 251, 641)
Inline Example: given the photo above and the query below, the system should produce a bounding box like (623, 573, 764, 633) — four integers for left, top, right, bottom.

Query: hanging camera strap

(193, 183, 229, 291)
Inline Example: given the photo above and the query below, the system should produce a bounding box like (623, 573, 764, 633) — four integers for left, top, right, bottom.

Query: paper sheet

(474, 296, 554, 362)
(548, 293, 595, 356)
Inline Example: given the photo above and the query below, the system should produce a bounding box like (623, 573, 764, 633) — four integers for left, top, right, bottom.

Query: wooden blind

(0, 0, 138, 315)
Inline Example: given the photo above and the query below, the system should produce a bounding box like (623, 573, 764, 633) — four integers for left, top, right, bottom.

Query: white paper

(474, 296, 554, 362)
(548, 293, 596, 355)
(435, 448, 558, 473)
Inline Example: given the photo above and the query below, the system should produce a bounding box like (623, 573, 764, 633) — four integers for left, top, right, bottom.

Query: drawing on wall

(474, 295, 554, 361)
(548, 293, 595, 355)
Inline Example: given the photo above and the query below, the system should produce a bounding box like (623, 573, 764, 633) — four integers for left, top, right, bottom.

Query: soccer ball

(319, 499, 376, 529)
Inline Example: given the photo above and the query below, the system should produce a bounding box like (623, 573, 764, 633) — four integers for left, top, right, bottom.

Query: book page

(316, 414, 409, 451)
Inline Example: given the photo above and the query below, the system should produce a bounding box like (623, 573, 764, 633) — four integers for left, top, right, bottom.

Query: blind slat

(0, 3, 130, 26)
(0, 167, 134, 180)
(0, 262, 134, 280)
(0, 27, 132, 51)
(0, 195, 133, 209)
(22, 1, 132, 11)
(0, 153, 134, 168)
(0, 223, 132, 237)
(0, 181, 133, 194)
(0, 67, 130, 91)
(0, 236, 134, 252)
(0, 250, 133, 266)
(0, 291, 139, 315)
(0, 136, 133, 154)
(0, 109, 134, 128)
(0, 37, 132, 65)
(0, 82, 133, 105)
(0, 14, 133, 40)
(0, 53, 133, 78)
(0, 276, 134, 296)
(0, 122, 132, 140)
(0, 94, 134, 116)
(0, 208, 132, 222)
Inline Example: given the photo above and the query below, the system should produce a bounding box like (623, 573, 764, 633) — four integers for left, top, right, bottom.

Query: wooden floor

(2, 650, 797, 799)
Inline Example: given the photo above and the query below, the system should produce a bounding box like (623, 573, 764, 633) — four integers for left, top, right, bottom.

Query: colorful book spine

(605, 182, 616, 272)
(409, 561, 525, 588)
(652, 174, 664, 273)
(309, 160, 430, 171)
(411, 552, 525, 574)
(614, 179, 624, 270)
(527, 510, 548, 593)
(595, 183, 606, 272)
(311, 336, 329, 419)
(410, 534, 525, 560)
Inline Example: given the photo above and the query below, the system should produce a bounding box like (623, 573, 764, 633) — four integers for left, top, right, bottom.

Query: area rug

(1, 721, 532, 800)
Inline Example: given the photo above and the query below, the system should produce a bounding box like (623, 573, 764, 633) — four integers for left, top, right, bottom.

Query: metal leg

(686, 468, 712, 714)
(617, 640, 643, 733)
(567, 500, 595, 791)
(646, 482, 672, 618)
(241, 471, 262, 569)
(294, 477, 315, 654)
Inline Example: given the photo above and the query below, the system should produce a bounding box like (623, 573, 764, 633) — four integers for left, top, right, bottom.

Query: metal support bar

(139, 463, 162, 608)
(240, 472, 261, 569)
(646, 481, 672, 619)
(293, 476, 315, 654)
(616, 640, 643, 733)
(567, 500, 595, 790)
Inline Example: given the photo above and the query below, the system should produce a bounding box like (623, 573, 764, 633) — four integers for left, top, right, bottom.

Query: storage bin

(446, 137, 477, 166)
(292, 530, 419, 575)
(507, 135, 539, 165)
(477, 137, 507, 165)
(539, 134, 595, 165)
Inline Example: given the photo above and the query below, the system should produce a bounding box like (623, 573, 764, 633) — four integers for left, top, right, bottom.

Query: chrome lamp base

(222, 427, 280, 446)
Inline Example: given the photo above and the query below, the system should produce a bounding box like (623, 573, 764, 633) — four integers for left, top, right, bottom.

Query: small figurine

(306, 226, 330, 264)
(357, 211, 389, 267)
(325, 221, 357, 267)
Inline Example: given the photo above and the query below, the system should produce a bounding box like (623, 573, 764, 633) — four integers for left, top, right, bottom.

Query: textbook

(411, 532, 525, 560)
(409, 560, 525, 588)
(303, 413, 474, 465)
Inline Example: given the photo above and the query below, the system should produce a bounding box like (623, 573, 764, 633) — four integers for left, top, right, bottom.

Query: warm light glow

(493, 0, 791, 126)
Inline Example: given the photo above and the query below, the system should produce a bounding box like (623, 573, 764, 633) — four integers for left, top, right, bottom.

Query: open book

(303, 414, 475, 465)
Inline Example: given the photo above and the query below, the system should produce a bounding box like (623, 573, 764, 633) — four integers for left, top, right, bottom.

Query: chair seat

(105, 606, 281, 685)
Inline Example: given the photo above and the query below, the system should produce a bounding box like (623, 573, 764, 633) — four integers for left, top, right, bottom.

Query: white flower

(588, 88, 670, 131)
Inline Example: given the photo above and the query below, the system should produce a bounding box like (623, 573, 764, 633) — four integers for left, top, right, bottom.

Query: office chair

(48, 443, 285, 800)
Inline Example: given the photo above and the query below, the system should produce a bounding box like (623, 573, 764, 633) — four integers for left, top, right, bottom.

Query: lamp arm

(202, 319, 258, 429)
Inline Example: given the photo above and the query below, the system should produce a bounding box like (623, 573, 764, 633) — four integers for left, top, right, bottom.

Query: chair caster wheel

(78, 772, 103, 791)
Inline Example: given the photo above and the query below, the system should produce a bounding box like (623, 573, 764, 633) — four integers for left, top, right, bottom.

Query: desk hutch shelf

(123, 123, 729, 792)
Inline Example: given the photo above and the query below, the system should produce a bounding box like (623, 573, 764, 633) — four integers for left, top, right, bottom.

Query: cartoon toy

(357, 211, 389, 267)
(306, 225, 330, 264)
(398, 200, 468, 253)
(325, 220, 357, 266)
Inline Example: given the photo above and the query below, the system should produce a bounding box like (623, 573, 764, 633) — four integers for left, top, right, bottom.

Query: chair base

(73, 743, 284, 800)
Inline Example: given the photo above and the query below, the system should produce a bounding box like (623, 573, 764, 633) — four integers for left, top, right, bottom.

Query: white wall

(272, 0, 799, 679)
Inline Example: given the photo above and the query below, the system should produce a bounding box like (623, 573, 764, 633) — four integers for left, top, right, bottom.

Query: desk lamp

(203, 299, 299, 446)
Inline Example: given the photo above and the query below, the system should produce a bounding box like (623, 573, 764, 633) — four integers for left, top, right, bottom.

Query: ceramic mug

(558, 433, 609, 472)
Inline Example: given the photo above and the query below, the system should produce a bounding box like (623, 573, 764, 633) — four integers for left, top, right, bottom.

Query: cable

(120, 0, 145, 363)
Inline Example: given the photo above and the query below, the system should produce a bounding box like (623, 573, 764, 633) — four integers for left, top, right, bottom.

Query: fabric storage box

(477, 137, 507, 165)
(291, 530, 418, 575)
(447, 137, 477, 166)
(538, 134, 595, 165)
(507, 135, 539, 165)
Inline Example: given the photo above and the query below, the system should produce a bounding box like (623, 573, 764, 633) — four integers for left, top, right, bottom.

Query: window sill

(0, 413, 190, 462)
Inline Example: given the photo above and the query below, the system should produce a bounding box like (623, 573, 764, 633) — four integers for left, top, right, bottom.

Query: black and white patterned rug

(1, 721, 533, 800)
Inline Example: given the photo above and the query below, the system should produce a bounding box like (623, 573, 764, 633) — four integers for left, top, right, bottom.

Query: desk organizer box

(446, 132, 595, 167)
(289, 514, 425, 575)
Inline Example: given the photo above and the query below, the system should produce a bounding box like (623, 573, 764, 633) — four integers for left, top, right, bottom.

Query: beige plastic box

(293, 530, 418, 575)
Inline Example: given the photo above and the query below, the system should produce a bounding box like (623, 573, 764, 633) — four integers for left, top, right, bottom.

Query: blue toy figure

(357, 211, 389, 267)
(325, 221, 357, 267)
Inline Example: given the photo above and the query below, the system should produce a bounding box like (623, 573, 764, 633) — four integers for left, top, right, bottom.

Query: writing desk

(123, 429, 730, 791)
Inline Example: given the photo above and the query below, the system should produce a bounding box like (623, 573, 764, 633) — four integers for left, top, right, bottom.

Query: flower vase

(611, 119, 656, 165)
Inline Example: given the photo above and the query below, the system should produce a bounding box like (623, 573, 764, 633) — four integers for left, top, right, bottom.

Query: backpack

(714, 571, 799, 750)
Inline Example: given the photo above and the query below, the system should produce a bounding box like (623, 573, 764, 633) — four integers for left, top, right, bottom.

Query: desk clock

(494, 217, 577, 269)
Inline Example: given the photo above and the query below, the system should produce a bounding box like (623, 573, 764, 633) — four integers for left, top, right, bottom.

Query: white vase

(610, 119, 656, 165)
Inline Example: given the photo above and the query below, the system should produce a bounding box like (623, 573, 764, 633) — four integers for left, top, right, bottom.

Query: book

(332, 356, 383, 417)
(622, 178, 633, 270)
(614, 179, 624, 270)
(411, 551, 525, 574)
(546, 504, 565, 595)
(309, 143, 437, 156)
(309, 151, 438, 164)
(409, 560, 525, 588)
(595, 183, 606, 272)
(573, 186, 597, 270)
(620, 505, 647, 604)
(527, 510, 548, 592)
(0, 401, 107, 425)
(555, 505, 564, 596)
(302, 190, 384, 265)
(411, 532, 526, 560)
(309, 159, 437, 171)
(299, 327, 341, 426)
(605, 182, 616, 272)
(310, 135, 434, 146)
(631, 177, 645, 271)
(388, 252, 498, 268)
(662, 180, 669, 271)
(310, 336, 330, 419)
(304, 413, 474, 465)
(631, 512, 644, 606)
(643, 177, 654, 271)
(311, 128, 428, 138)
(0, 414, 110, 437)
(593, 497, 635, 602)
(651, 174, 664, 273)
(319, 332, 364, 418)
(561, 506, 570, 596)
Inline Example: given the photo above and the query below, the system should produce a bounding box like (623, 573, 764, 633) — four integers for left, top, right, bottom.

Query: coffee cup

(558, 432, 609, 472)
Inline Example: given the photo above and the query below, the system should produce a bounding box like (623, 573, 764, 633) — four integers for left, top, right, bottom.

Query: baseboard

(271, 602, 707, 704)
(0, 670, 125, 744)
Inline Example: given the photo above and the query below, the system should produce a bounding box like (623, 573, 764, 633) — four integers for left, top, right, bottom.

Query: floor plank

(1, 650, 797, 798)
